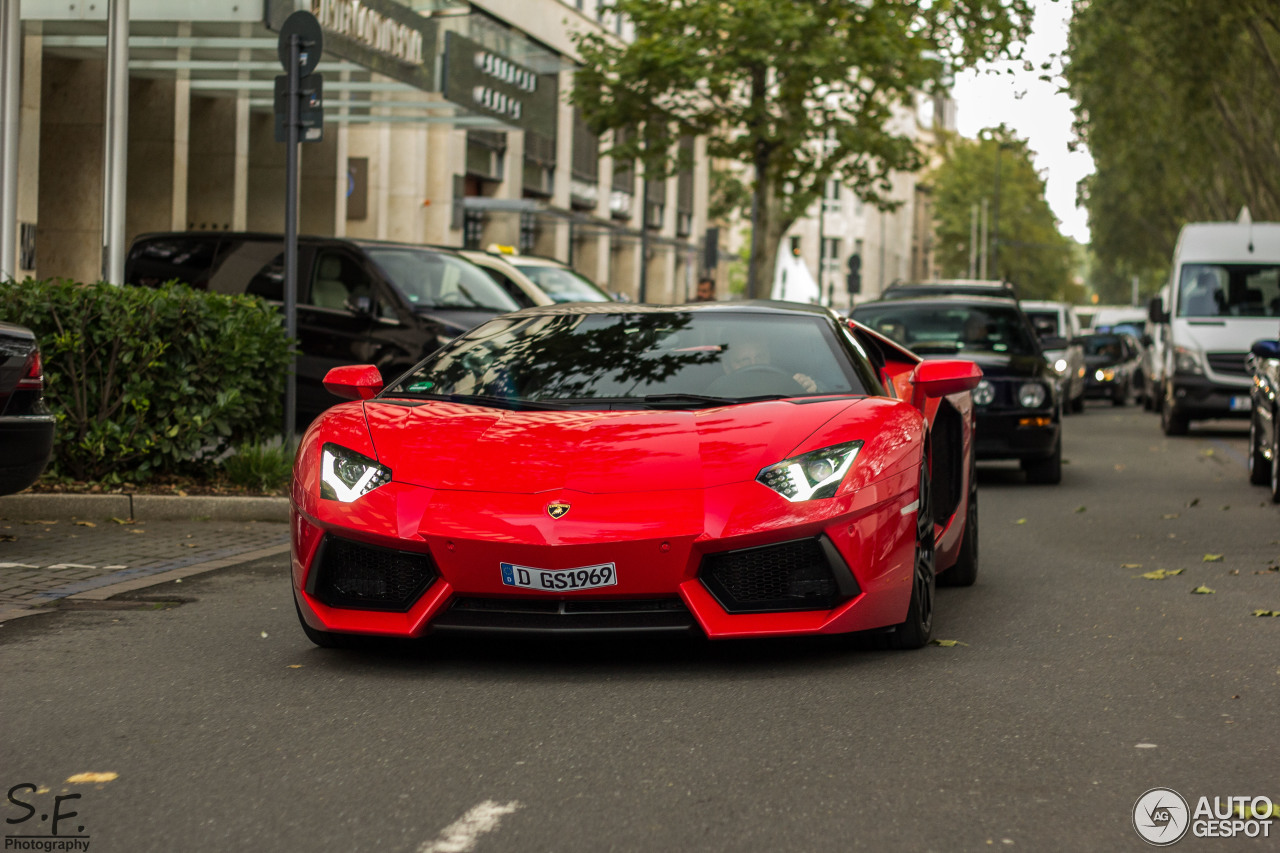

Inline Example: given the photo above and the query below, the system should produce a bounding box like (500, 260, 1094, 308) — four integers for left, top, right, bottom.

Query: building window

(822, 179, 841, 215)
(463, 211, 485, 250)
(821, 237, 842, 276)
(519, 213, 538, 253)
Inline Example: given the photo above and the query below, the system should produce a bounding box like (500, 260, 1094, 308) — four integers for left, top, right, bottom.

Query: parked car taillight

(16, 349, 43, 390)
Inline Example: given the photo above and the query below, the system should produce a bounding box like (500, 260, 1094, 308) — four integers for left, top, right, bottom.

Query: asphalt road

(2, 403, 1278, 853)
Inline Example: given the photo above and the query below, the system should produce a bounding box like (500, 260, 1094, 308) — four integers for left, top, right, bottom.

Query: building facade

(1, 0, 710, 302)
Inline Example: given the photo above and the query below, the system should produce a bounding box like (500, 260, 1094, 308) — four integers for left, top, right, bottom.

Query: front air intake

(307, 536, 437, 611)
(699, 536, 858, 613)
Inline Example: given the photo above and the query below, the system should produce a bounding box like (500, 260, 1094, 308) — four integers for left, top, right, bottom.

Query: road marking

(47, 563, 99, 570)
(418, 800, 523, 853)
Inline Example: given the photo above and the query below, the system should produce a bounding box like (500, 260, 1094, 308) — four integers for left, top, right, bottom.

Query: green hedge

(0, 279, 292, 482)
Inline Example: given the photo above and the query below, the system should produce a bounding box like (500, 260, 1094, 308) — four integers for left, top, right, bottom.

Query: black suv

(852, 295, 1062, 484)
(125, 232, 522, 423)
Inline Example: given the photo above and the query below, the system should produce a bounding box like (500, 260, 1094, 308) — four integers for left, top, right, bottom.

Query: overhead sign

(266, 0, 437, 93)
(442, 31, 559, 137)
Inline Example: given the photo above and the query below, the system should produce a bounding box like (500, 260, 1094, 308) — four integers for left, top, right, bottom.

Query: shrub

(221, 438, 294, 493)
(0, 278, 292, 482)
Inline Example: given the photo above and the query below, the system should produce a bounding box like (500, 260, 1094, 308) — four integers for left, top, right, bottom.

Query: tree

(572, 0, 1032, 299)
(1066, 0, 1280, 284)
(929, 129, 1075, 300)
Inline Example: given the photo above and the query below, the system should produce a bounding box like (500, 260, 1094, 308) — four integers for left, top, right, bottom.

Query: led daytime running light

(757, 440, 863, 502)
(320, 443, 392, 502)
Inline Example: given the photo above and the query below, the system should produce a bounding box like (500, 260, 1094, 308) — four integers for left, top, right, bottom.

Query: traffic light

(846, 253, 862, 294)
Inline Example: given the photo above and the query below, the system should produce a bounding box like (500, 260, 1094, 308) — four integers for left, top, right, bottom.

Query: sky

(950, 0, 1094, 245)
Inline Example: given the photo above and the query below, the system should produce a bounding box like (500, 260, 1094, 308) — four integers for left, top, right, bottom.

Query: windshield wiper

(641, 393, 736, 409)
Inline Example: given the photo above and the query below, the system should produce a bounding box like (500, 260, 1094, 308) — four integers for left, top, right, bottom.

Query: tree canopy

(572, 0, 1032, 299)
(929, 129, 1076, 300)
(1066, 0, 1280, 289)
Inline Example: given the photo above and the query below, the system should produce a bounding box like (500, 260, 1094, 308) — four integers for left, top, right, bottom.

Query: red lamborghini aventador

(291, 301, 981, 649)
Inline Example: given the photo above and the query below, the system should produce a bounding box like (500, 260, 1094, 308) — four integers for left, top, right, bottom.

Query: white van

(1152, 210, 1280, 435)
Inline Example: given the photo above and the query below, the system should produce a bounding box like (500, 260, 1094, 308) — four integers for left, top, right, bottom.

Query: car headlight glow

(1174, 345, 1204, 375)
(973, 379, 995, 406)
(757, 440, 863, 502)
(1018, 382, 1048, 408)
(1053, 358, 1069, 374)
(320, 443, 392, 502)
(1095, 368, 1116, 382)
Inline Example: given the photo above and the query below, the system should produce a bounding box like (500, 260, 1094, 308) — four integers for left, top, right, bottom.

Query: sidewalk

(0, 493, 291, 624)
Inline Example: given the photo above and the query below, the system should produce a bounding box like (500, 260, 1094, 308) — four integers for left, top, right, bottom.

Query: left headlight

(320, 443, 392, 502)
(1018, 382, 1048, 408)
(757, 440, 863, 502)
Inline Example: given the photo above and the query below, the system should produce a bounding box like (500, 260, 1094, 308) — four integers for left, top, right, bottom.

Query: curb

(0, 493, 289, 522)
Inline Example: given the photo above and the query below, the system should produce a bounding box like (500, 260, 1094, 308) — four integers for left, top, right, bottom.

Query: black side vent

(699, 536, 858, 613)
(307, 536, 437, 612)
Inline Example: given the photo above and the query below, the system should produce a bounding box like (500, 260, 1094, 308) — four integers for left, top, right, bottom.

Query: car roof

(881, 279, 1017, 299)
(853, 294, 1026, 311)
(510, 299, 840, 319)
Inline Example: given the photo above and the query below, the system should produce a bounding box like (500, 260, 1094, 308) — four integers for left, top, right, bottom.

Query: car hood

(922, 351, 1047, 380)
(1084, 354, 1123, 369)
(413, 306, 511, 336)
(363, 397, 867, 494)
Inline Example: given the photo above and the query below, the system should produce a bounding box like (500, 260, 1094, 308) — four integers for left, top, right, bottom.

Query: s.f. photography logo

(1133, 787, 1277, 845)
(4, 783, 92, 852)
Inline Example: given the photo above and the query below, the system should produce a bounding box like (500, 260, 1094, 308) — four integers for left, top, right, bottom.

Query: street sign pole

(284, 31, 300, 448)
(275, 10, 322, 449)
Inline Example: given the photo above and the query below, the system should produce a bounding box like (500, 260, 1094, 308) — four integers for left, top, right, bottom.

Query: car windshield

(1023, 310, 1061, 337)
(1177, 263, 1280, 318)
(513, 264, 612, 303)
(365, 247, 521, 312)
(1082, 334, 1124, 357)
(853, 302, 1039, 356)
(387, 311, 869, 407)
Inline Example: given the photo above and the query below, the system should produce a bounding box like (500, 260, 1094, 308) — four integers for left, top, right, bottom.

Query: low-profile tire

(1070, 393, 1084, 414)
(1249, 413, 1270, 485)
(294, 596, 353, 649)
(1022, 438, 1062, 485)
(888, 463, 935, 650)
(1161, 399, 1189, 436)
(1271, 419, 1280, 504)
(939, 475, 978, 588)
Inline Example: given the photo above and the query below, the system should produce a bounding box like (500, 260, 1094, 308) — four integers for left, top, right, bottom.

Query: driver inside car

(721, 338, 818, 393)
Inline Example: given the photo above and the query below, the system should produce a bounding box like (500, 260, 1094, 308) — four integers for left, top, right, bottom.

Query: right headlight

(1053, 358, 1069, 375)
(1018, 382, 1048, 408)
(972, 379, 995, 406)
(320, 443, 392, 502)
(1174, 345, 1204, 375)
(757, 440, 863, 502)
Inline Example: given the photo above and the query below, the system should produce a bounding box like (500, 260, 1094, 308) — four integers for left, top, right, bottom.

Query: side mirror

(1147, 296, 1168, 324)
(323, 364, 383, 400)
(1250, 339, 1280, 360)
(910, 359, 983, 410)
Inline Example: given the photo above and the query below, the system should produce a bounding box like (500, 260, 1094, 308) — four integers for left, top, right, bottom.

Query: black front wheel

(1161, 384, 1189, 436)
(939, 474, 978, 588)
(1250, 413, 1270, 485)
(888, 463, 935, 650)
(1022, 439, 1062, 485)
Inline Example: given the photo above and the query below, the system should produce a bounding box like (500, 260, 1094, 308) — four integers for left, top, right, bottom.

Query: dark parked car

(880, 279, 1018, 302)
(1080, 332, 1143, 405)
(1247, 338, 1280, 500)
(0, 321, 55, 495)
(125, 232, 523, 423)
(852, 295, 1062, 484)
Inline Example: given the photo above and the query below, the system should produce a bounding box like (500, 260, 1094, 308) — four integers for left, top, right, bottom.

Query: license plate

(500, 561, 617, 592)
(1230, 395, 1252, 412)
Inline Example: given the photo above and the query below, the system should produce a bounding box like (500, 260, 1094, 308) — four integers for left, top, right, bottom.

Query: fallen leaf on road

(1203, 554, 1224, 562)
(1121, 563, 1143, 569)
(260, 631, 269, 638)
(1201, 448, 1215, 457)
(0, 534, 15, 542)
(1188, 498, 1200, 507)
(1191, 585, 1216, 594)
(182, 543, 196, 548)
(1227, 569, 1239, 575)
(1114, 464, 1126, 471)
(74, 521, 96, 527)
(1162, 513, 1180, 520)
(1251, 610, 1280, 617)
(929, 639, 969, 647)
(22, 520, 56, 525)
(1139, 569, 1183, 580)
(287, 664, 303, 669)
(127, 529, 144, 534)
(1221, 505, 1230, 511)
(66, 772, 118, 784)
(1075, 506, 1087, 513)
(108, 517, 136, 525)
(1015, 518, 1027, 525)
